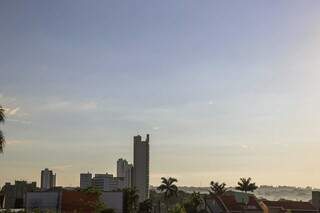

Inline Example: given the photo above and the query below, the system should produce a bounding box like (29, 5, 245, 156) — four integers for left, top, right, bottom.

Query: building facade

(80, 172, 92, 189)
(1, 181, 37, 209)
(205, 192, 263, 213)
(117, 158, 133, 188)
(133, 134, 150, 201)
(260, 200, 318, 213)
(26, 191, 124, 213)
(92, 173, 124, 191)
(312, 191, 320, 211)
(26, 191, 60, 212)
(41, 168, 56, 190)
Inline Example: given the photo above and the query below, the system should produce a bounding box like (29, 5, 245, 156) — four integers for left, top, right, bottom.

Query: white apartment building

(80, 172, 92, 189)
(117, 158, 133, 188)
(92, 173, 125, 191)
(41, 168, 56, 190)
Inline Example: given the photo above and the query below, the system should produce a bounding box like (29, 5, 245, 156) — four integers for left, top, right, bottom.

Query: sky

(1, 0, 320, 188)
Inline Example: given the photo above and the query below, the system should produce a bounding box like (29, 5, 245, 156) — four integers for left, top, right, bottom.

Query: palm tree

(138, 199, 152, 213)
(183, 191, 202, 213)
(0, 105, 5, 153)
(209, 181, 227, 196)
(235, 177, 258, 194)
(124, 187, 139, 213)
(157, 177, 178, 212)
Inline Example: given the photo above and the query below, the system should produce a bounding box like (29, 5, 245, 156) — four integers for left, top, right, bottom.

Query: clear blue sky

(1, 0, 320, 187)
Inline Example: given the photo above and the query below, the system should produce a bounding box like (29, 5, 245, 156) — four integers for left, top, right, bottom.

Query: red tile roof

(262, 200, 317, 211)
(61, 191, 99, 213)
(209, 194, 263, 212)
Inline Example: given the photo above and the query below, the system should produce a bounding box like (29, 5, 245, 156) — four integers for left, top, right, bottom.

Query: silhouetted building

(41, 168, 56, 190)
(117, 158, 133, 188)
(312, 191, 320, 211)
(1, 181, 37, 209)
(26, 191, 124, 213)
(133, 134, 150, 201)
(26, 191, 60, 212)
(80, 172, 92, 189)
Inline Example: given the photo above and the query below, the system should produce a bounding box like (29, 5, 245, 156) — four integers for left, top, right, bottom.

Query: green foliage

(157, 177, 178, 200)
(209, 181, 227, 195)
(158, 177, 179, 212)
(0, 105, 4, 123)
(123, 187, 139, 213)
(82, 186, 102, 196)
(170, 204, 186, 213)
(183, 192, 202, 213)
(100, 208, 116, 213)
(235, 177, 258, 193)
(138, 198, 152, 213)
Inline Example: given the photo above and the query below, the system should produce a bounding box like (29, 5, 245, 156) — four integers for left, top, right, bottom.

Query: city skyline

(1, 0, 320, 188)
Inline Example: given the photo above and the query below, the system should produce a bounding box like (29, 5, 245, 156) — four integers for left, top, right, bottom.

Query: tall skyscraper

(80, 172, 92, 189)
(133, 134, 150, 201)
(40, 168, 56, 190)
(117, 158, 133, 188)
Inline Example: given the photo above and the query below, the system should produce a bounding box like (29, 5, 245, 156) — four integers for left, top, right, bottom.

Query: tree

(183, 192, 202, 213)
(123, 187, 139, 213)
(157, 177, 178, 212)
(209, 181, 227, 196)
(138, 199, 152, 213)
(0, 105, 5, 153)
(170, 204, 186, 213)
(235, 177, 258, 193)
(100, 208, 116, 213)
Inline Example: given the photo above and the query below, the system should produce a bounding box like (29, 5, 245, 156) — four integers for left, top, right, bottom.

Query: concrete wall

(25, 192, 60, 213)
(101, 191, 123, 213)
(313, 191, 320, 210)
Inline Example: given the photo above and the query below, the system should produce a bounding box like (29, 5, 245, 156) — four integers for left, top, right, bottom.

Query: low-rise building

(101, 191, 124, 213)
(312, 191, 320, 211)
(61, 191, 99, 213)
(205, 192, 263, 213)
(25, 190, 124, 213)
(260, 200, 318, 213)
(25, 191, 60, 212)
(0, 181, 37, 209)
(91, 173, 125, 191)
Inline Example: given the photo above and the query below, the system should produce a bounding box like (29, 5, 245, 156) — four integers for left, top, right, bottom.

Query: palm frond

(0, 130, 4, 153)
(0, 106, 5, 123)
(168, 177, 178, 185)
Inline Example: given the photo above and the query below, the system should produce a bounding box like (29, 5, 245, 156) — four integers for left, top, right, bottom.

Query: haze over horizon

(1, 1, 320, 188)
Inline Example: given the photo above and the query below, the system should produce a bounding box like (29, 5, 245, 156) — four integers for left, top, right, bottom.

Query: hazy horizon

(1, 1, 320, 188)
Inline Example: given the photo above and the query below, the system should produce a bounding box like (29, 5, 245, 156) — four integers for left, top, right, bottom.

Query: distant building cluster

(80, 134, 150, 201)
(80, 172, 125, 191)
(0, 134, 150, 212)
(0, 181, 37, 209)
(3, 133, 319, 213)
(204, 191, 320, 213)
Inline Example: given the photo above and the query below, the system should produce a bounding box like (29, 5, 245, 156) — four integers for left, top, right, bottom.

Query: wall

(25, 192, 60, 212)
(101, 191, 124, 213)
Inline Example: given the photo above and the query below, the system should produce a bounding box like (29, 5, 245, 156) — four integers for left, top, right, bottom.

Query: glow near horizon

(1, 1, 320, 188)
